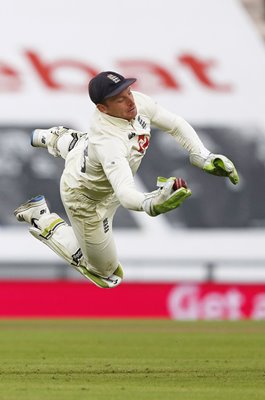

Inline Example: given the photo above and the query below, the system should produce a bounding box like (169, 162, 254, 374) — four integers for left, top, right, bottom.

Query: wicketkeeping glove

(142, 176, 192, 217)
(190, 153, 239, 185)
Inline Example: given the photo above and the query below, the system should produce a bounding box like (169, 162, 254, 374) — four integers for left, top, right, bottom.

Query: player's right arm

(95, 138, 145, 210)
(95, 138, 191, 216)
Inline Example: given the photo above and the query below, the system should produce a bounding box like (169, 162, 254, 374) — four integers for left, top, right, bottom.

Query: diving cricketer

(14, 71, 239, 288)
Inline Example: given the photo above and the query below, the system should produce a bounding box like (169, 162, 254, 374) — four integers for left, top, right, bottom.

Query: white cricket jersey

(63, 91, 210, 211)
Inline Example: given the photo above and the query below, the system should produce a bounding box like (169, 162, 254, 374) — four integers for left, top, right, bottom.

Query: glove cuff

(190, 153, 208, 168)
(142, 190, 160, 216)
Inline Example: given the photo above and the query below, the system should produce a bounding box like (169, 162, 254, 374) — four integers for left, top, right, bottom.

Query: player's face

(98, 87, 137, 121)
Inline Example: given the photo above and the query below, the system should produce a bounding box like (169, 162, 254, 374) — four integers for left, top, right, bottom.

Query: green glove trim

(203, 156, 239, 185)
(153, 187, 192, 215)
(156, 176, 176, 187)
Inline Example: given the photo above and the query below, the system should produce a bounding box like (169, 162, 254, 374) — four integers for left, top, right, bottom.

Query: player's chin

(127, 106, 137, 119)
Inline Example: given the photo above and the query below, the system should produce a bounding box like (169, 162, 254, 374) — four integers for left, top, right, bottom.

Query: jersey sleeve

(136, 91, 210, 159)
(95, 138, 145, 211)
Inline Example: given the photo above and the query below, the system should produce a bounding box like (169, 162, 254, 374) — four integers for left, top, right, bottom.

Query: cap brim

(103, 78, 137, 101)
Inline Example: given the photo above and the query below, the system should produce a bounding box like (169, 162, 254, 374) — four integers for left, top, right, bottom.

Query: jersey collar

(96, 108, 136, 127)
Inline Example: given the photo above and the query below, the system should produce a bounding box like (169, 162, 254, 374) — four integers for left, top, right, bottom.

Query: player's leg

(14, 195, 122, 288)
(31, 126, 86, 159)
(60, 176, 124, 281)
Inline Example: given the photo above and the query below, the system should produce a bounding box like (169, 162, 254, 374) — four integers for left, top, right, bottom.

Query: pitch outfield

(0, 320, 264, 400)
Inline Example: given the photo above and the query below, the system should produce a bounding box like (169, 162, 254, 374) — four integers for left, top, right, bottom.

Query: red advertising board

(1, 281, 265, 319)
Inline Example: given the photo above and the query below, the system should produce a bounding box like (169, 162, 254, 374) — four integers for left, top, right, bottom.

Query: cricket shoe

(77, 264, 123, 289)
(31, 128, 53, 149)
(14, 195, 50, 227)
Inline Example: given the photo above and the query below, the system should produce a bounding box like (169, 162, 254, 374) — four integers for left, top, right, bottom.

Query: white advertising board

(1, 0, 265, 129)
(1, 0, 265, 277)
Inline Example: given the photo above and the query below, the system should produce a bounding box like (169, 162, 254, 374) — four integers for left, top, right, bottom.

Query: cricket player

(14, 71, 239, 288)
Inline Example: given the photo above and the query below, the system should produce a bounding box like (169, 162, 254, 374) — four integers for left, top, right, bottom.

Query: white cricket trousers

(60, 176, 120, 278)
(38, 131, 121, 279)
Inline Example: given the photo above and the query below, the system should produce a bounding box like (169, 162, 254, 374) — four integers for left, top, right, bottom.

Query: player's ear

(97, 103, 107, 114)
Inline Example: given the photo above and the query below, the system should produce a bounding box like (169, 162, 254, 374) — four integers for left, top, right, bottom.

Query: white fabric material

(31, 213, 81, 265)
(41, 90, 210, 278)
(31, 211, 119, 279)
(45, 127, 86, 159)
(60, 182, 120, 278)
(61, 91, 210, 212)
(56, 135, 74, 160)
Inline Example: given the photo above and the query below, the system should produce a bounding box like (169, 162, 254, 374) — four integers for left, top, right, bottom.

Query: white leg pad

(29, 213, 123, 289)
(29, 213, 82, 266)
(46, 127, 85, 159)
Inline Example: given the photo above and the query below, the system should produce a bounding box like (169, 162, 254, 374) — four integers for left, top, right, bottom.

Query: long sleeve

(136, 91, 210, 159)
(95, 138, 145, 211)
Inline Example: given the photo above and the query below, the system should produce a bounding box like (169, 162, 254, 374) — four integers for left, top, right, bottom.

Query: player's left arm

(189, 152, 239, 185)
(138, 92, 239, 185)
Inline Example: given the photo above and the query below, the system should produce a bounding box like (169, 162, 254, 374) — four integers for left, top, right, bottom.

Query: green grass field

(0, 319, 264, 400)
